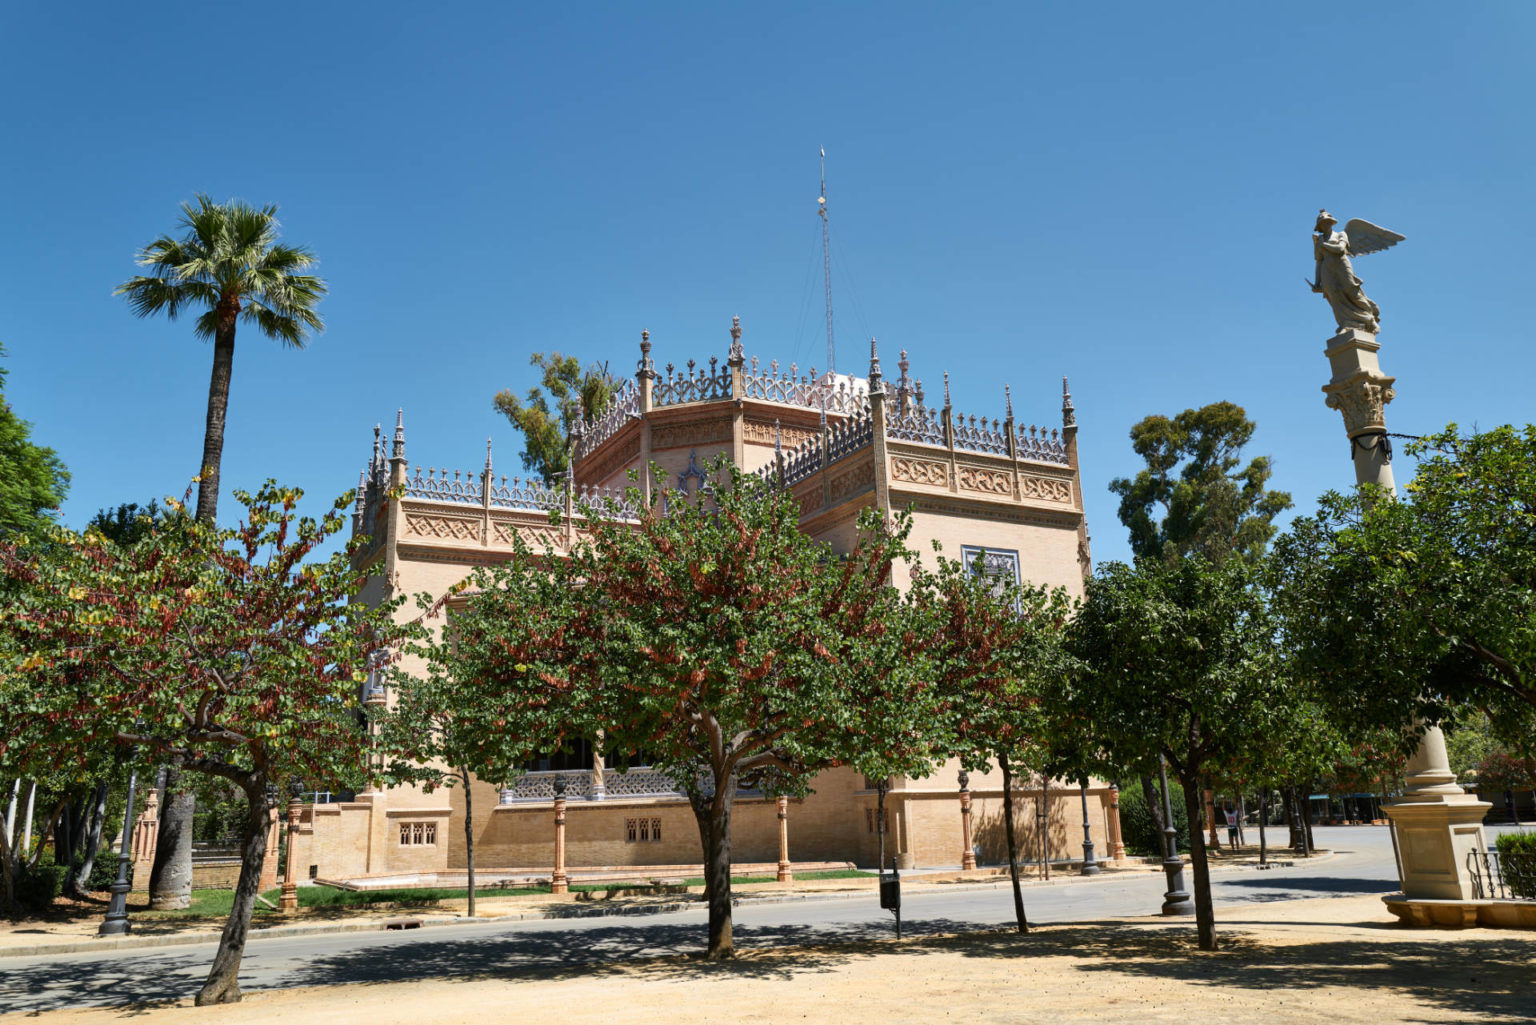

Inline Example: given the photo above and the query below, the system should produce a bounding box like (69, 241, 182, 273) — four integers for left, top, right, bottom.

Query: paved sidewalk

(0, 844, 1330, 959)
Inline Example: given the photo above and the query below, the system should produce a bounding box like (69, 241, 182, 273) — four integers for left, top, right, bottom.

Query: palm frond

(115, 276, 193, 320)
(123, 195, 326, 343)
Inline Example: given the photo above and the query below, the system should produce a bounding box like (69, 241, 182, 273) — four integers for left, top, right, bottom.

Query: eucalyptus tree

(117, 195, 326, 907)
(1109, 401, 1293, 567)
(493, 353, 617, 481)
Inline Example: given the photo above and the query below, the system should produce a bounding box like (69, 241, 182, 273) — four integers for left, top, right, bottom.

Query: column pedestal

(1383, 724, 1489, 899)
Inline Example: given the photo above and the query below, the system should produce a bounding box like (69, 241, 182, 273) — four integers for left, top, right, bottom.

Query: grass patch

(296, 884, 550, 907)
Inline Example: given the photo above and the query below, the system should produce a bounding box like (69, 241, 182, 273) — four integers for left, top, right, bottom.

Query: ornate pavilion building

(283, 321, 1123, 887)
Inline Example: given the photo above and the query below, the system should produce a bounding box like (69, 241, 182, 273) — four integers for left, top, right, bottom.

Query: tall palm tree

(117, 195, 326, 524)
(116, 196, 325, 908)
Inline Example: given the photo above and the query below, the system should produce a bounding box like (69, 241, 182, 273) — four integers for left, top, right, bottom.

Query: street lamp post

(958, 770, 976, 870)
(1078, 779, 1099, 875)
(98, 768, 140, 936)
(1158, 757, 1193, 915)
(551, 776, 569, 894)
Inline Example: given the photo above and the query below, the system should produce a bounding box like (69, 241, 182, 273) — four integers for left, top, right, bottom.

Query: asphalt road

(0, 826, 1410, 1014)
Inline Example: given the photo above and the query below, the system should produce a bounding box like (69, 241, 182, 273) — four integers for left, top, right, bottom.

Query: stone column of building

(1106, 785, 1126, 861)
(257, 807, 281, 892)
(1321, 326, 1489, 902)
(551, 794, 569, 895)
(776, 796, 793, 883)
(958, 772, 976, 870)
(280, 796, 303, 913)
(129, 788, 159, 893)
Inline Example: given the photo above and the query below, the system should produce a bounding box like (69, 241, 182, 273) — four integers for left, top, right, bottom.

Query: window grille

(399, 821, 438, 846)
(625, 817, 663, 843)
(960, 546, 1020, 595)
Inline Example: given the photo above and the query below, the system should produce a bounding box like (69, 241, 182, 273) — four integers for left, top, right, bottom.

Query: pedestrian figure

(1224, 803, 1240, 852)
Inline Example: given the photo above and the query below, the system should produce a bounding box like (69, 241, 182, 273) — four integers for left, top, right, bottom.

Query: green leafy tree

(493, 352, 617, 480)
(912, 548, 1076, 933)
(0, 345, 69, 537)
(1066, 556, 1284, 951)
(381, 557, 578, 918)
(460, 460, 940, 959)
(1271, 425, 1536, 749)
(117, 195, 326, 910)
(1109, 401, 1292, 566)
(0, 484, 419, 1004)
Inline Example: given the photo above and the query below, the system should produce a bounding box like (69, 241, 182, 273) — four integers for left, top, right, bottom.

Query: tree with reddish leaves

(459, 459, 943, 959)
(0, 484, 419, 1004)
(911, 549, 1077, 934)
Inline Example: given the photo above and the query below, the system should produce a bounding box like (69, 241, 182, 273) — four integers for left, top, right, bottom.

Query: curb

(0, 850, 1332, 960)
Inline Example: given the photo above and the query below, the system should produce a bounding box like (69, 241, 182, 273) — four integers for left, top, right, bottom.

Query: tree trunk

(1301, 786, 1316, 853)
(998, 752, 1028, 934)
(1180, 772, 1216, 951)
(461, 768, 476, 919)
(68, 782, 110, 896)
(1040, 775, 1051, 881)
(3, 779, 16, 848)
(195, 784, 269, 1005)
(1141, 775, 1167, 858)
(690, 779, 736, 960)
(0, 823, 16, 911)
(1257, 791, 1268, 866)
(150, 770, 195, 910)
(195, 324, 236, 525)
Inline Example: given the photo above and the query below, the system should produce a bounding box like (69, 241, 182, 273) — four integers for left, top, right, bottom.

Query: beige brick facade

(294, 329, 1114, 884)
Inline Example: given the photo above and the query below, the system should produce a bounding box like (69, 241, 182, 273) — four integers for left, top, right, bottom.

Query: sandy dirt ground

(10, 894, 1533, 1025)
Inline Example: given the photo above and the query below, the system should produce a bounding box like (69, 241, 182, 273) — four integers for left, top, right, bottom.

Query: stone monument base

(1384, 894, 1536, 930)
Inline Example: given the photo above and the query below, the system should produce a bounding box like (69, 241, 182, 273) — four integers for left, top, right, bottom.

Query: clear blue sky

(3, 2, 1532, 567)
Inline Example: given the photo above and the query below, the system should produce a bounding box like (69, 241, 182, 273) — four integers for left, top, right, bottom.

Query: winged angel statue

(1309, 210, 1405, 334)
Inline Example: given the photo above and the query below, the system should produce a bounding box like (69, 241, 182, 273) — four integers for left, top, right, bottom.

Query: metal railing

(1468, 848, 1536, 900)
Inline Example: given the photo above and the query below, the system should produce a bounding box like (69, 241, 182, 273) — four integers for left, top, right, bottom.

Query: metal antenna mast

(818, 147, 835, 375)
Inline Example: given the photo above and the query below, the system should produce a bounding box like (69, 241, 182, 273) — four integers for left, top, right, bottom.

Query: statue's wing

(1344, 218, 1406, 256)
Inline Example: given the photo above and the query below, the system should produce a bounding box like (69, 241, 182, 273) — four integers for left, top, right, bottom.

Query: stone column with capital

(776, 796, 793, 883)
(280, 797, 303, 913)
(1106, 785, 1126, 862)
(1320, 326, 1490, 908)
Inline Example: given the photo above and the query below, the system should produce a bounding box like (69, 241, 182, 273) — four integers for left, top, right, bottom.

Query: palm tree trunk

(195, 322, 236, 525)
(150, 768, 195, 910)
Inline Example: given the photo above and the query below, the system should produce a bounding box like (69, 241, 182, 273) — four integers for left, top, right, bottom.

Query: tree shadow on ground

(0, 917, 963, 1013)
(944, 921, 1536, 1024)
(1210, 873, 1398, 904)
